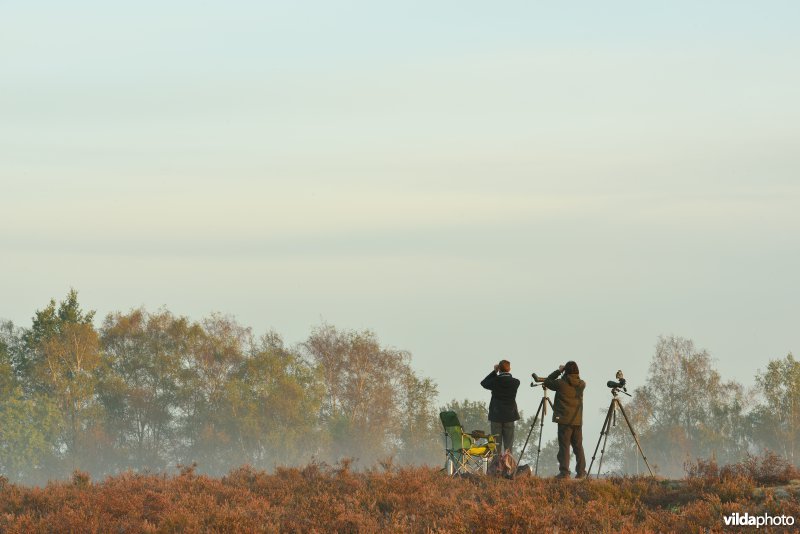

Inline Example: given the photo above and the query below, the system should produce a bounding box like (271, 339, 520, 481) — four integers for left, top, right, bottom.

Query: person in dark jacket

(544, 361, 587, 479)
(481, 360, 520, 454)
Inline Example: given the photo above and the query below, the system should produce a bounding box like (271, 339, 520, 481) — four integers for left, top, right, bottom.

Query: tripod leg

(588, 400, 615, 477)
(534, 400, 546, 476)
(534, 398, 555, 476)
(615, 401, 654, 477)
(596, 402, 617, 476)
(515, 397, 545, 469)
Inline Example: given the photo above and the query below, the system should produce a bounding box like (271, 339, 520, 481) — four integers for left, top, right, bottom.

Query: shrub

(686, 450, 800, 486)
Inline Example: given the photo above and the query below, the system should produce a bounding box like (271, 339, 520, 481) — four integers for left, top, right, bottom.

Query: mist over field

(1, 289, 797, 486)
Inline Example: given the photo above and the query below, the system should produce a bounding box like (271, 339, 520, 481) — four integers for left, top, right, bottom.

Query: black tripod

(587, 387, 653, 477)
(516, 382, 555, 476)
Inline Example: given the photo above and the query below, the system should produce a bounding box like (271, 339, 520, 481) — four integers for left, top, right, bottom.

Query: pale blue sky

(2, 1, 799, 441)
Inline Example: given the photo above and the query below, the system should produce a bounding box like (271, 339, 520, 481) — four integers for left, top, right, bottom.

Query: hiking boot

(575, 472, 588, 479)
(554, 473, 570, 480)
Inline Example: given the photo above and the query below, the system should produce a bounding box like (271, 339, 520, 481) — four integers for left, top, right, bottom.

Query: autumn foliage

(1, 454, 799, 534)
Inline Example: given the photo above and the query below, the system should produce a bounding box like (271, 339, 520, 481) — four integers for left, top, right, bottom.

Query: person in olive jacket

(544, 361, 587, 478)
(481, 360, 520, 454)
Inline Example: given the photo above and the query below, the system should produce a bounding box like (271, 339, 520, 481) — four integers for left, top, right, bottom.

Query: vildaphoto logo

(723, 512, 795, 528)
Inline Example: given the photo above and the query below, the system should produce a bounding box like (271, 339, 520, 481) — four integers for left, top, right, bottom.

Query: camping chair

(439, 411, 497, 476)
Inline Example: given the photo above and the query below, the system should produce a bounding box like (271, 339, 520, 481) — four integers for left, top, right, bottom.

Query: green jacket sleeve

(543, 369, 562, 391)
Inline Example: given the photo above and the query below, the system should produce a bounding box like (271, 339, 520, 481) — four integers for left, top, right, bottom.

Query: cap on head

(564, 361, 579, 374)
(499, 360, 511, 372)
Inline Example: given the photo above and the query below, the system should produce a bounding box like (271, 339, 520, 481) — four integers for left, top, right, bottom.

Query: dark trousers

(557, 424, 586, 476)
(490, 421, 515, 454)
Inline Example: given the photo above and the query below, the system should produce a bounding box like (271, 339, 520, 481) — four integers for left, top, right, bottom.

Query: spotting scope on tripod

(515, 371, 556, 477)
(587, 370, 654, 478)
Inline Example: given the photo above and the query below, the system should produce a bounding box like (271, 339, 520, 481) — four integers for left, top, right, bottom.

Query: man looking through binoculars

(481, 360, 520, 454)
(544, 361, 587, 479)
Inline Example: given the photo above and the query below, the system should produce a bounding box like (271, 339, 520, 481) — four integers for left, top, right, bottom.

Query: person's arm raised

(543, 365, 565, 390)
(481, 369, 498, 390)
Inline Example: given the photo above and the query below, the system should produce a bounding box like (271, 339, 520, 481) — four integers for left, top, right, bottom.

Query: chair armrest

(460, 432, 477, 449)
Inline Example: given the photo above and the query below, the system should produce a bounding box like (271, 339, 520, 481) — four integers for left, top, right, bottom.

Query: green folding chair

(439, 411, 497, 476)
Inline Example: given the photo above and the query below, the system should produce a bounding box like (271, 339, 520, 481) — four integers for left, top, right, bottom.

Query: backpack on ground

(488, 449, 517, 478)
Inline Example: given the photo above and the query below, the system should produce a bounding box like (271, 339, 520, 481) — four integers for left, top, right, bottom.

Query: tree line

(1, 290, 797, 482)
(0, 290, 441, 484)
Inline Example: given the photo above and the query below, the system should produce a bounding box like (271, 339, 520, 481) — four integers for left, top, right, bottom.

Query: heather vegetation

(0, 454, 798, 533)
(0, 289, 798, 484)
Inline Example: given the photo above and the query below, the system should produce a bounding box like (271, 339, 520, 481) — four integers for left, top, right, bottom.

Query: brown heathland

(0, 454, 799, 533)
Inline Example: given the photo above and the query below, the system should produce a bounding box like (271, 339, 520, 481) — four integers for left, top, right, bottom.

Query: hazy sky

(2, 1, 799, 443)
